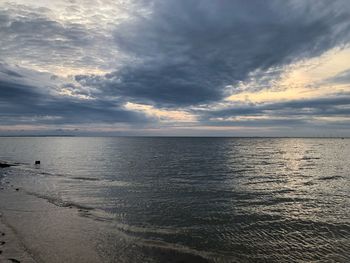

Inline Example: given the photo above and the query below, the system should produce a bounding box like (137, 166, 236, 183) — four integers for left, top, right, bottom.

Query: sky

(0, 0, 350, 136)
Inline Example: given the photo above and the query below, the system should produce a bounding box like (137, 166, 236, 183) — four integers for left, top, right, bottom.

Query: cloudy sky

(1, 0, 350, 136)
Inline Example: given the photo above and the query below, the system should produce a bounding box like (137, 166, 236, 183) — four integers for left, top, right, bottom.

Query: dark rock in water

(15, 188, 19, 191)
(0, 161, 18, 168)
(0, 162, 11, 168)
(35, 160, 40, 165)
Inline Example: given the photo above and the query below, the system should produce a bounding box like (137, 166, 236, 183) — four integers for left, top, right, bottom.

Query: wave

(21, 188, 217, 262)
(318, 175, 343, 181)
(26, 191, 95, 211)
(298, 156, 321, 161)
(12, 164, 132, 187)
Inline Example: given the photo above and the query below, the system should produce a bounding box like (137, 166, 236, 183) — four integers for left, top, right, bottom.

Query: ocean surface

(0, 137, 349, 262)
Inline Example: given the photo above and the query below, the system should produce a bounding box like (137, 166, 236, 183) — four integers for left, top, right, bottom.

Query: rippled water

(0, 137, 349, 262)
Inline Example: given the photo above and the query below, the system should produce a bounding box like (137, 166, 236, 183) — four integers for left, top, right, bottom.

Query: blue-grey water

(0, 137, 349, 262)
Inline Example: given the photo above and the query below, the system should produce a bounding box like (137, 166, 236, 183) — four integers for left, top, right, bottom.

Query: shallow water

(0, 137, 349, 262)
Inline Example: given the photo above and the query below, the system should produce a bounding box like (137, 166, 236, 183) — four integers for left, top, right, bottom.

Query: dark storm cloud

(201, 96, 350, 122)
(195, 95, 350, 132)
(202, 118, 310, 128)
(0, 76, 151, 126)
(0, 63, 23, 78)
(76, 0, 350, 106)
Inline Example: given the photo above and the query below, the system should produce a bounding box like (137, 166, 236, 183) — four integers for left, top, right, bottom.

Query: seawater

(0, 137, 349, 262)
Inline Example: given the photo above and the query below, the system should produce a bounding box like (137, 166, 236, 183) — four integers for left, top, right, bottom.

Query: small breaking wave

(318, 175, 343, 181)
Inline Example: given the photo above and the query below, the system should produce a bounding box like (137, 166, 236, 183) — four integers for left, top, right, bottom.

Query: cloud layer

(0, 63, 151, 126)
(1, 0, 350, 135)
(76, 0, 350, 106)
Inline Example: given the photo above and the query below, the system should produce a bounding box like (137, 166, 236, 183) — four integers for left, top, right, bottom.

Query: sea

(0, 137, 349, 262)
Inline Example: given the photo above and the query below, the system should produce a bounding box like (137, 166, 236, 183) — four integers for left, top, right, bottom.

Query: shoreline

(0, 163, 36, 263)
(0, 186, 211, 263)
(0, 165, 211, 263)
(0, 167, 103, 263)
(0, 213, 36, 263)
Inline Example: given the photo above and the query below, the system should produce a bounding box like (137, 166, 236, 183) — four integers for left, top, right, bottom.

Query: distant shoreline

(0, 135, 348, 138)
(0, 135, 76, 137)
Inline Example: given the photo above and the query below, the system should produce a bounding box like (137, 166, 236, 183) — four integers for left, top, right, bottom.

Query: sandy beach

(0, 213, 36, 263)
(0, 164, 103, 263)
(0, 162, 35, 263)
(0, 191, 103, 263)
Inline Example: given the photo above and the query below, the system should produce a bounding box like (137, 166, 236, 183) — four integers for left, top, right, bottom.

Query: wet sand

(0, 186, 103, 263)
(0, 160, 102, 262)
(0, 215, 36, 263)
